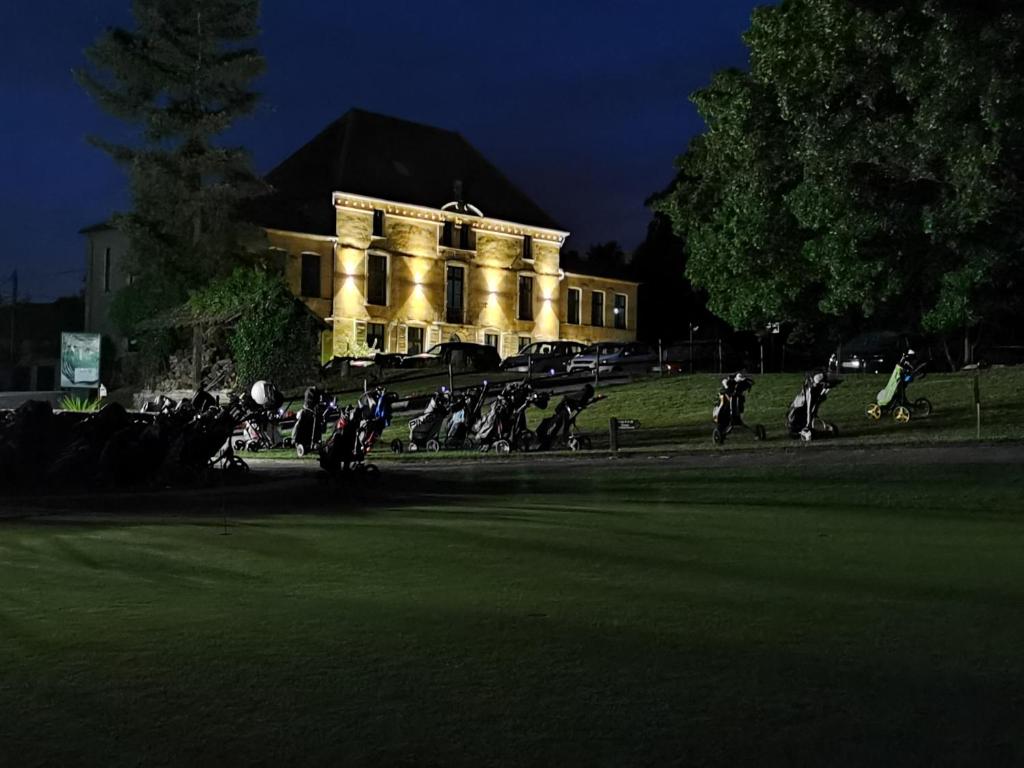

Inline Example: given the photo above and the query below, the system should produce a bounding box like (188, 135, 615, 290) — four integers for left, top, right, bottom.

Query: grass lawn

(2, 458, 1023, 765)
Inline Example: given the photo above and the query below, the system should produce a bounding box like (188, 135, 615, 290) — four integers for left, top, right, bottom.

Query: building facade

(260, 109, 637, 359)
(267, 194, 637, 360)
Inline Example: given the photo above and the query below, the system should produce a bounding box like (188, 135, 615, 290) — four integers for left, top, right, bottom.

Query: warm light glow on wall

(340, 249, 362, 277)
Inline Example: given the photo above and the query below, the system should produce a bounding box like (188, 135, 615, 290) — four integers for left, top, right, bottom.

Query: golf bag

(712, 373, 766, 445)
(474, 381, 549, 453)
(787, 372, 841, 441)
(443, 385, 488, 449)
(319, 387, 394, 475)
(534, 384, 599, 451)
(235, 380, 288, 452)
(292, 386, 333, 457)
(405, 388, 453, 452)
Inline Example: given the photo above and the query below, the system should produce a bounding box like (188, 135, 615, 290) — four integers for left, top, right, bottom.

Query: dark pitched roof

(252, 109, 564, 235)
(78, 221, 115, 235)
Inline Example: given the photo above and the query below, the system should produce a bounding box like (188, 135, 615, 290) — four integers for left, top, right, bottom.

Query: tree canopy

(77, 0, 267, 333)
(657, 0, 1024, 348)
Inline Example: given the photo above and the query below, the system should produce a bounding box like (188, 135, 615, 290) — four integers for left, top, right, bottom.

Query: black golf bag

(292, 386, 330, 457)
(534, 384, 598, 451)
(712, 373, 766, 444)
(787, 372, 841, 441)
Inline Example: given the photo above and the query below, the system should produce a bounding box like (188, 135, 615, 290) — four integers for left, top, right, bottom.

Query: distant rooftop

(253, 108, 564, 236)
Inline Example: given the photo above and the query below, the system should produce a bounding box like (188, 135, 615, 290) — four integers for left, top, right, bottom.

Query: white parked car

(567, 342, 657, 374)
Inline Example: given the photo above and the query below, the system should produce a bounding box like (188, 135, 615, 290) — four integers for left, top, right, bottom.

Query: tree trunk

(942, 336, 957, 372)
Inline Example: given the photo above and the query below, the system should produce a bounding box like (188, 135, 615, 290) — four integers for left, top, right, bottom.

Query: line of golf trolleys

(233, 349, 933, 477)
(718, 349, 932, 445)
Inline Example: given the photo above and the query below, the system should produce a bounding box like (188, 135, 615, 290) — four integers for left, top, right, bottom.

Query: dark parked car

(500, 341, 588, 375)
(829, 332, 922, 374)
(399, 342, 501, 371)
(567, 342, 658, 374)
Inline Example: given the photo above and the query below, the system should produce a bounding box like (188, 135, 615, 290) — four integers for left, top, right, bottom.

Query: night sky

(0, 0, 764, 302)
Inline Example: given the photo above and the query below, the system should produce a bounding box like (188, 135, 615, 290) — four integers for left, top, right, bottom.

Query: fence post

(974, 372, 981, 440)
(609, 417, 619, 452)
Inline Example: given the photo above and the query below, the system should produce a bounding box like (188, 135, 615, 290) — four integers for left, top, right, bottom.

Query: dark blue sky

(0, 0, 763, 301)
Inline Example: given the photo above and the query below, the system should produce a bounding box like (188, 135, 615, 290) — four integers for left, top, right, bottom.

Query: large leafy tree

(77, 0, 267, 334)
(658, 0, 1024, 361)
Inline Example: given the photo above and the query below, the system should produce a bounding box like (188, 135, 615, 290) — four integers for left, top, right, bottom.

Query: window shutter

(397, 324, 408, 354)
(501, 333, 516, 358)
(353, 319, 367, 346)
(428, 325, 442, 347)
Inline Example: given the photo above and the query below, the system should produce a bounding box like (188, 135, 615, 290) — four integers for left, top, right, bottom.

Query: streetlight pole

(689, 323, 699, 375)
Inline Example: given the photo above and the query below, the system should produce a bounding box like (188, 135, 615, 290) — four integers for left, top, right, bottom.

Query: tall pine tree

(77, 0, 267, 334)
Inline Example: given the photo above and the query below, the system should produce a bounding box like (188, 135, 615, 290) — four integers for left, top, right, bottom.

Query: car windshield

(845, 333, 898, 351)
(424, 344, 444, 355)
(523, 342, 556, 355)
(583, 344, 622, 355)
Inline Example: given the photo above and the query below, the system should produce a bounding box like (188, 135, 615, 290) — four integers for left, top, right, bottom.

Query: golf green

(1, 455, 1022, 765)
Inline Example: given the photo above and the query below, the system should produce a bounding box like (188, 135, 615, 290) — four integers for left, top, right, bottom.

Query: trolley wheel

(282, 437, 294, 449)
(913, 398, 932, 418)
(755, 424, 766, 441)
(712, 428, 724, 445)
(893, 405, 912, 423)
(408, 442, 419, 452)
(245, 440, 260, 452)
(799, 428, 813, 442)
(295, 443, 305, 458)
(363, 463, 380, 478)
(580, 436, 592, 450)
(479, 444, 491, 454)
(233, 439, 245, 451)
(225, 456, 249, 473)
(494, 440, 511, 455)
(516, 430, 535, 452)
(390, 439, 404, 454)
(825, 422, 839, 437)
(866, 403, 882, 420)
(426, 439, 440, 453)
(568, 435, 580, 452)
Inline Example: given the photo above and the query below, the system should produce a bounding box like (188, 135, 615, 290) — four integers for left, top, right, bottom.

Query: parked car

(567, 342, 658, 374)
(500, 341, 588, 375)
(399, 342, 501, 371)
(829, 332, 922, 374)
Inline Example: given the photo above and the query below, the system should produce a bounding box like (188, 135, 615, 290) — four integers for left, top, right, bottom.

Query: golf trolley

(866, 352, 932, 424)
(712, 373, 766, 445)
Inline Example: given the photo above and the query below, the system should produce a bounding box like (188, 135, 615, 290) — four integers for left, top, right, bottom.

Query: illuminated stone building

(256, 109, 638, 358)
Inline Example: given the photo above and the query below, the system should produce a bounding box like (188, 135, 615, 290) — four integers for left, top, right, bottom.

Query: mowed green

(2, 458, 1023, 766)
